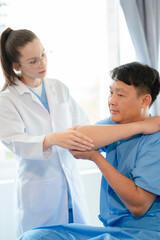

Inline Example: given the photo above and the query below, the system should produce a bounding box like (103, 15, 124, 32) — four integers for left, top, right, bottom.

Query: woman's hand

(43, 125, 94, 151)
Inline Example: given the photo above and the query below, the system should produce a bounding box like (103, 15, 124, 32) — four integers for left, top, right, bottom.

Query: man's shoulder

(143, 130, 160, 139)
(139, 130, 160, 148)
(95, 117, 115, 125)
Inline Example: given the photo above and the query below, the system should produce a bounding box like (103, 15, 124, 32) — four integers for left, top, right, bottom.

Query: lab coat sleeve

(0, 97, 50, 160)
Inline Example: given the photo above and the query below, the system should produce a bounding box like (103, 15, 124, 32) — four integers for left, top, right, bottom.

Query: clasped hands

(68, 125, 97, 161)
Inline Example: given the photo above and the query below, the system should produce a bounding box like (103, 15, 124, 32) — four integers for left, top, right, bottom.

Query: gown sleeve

(131, 131, 160, 195)
(95, 117, 113, 152)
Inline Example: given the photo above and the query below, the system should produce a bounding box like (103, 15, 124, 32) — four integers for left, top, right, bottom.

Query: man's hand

(140, 115, 160, 134)
(70, 149, 98, 160)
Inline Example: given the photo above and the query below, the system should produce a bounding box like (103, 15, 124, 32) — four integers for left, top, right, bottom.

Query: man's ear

(141, 94, 152, 108)
(12, 62, 21, 71)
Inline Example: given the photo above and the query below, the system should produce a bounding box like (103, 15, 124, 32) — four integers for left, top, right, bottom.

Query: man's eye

(118, 94, 123, 97)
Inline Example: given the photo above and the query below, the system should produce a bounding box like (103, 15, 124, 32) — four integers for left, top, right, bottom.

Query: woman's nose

(37, 58, 46, 68)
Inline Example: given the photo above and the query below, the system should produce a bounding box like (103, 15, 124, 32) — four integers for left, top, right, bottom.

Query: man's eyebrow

(109, 86, 127, 93)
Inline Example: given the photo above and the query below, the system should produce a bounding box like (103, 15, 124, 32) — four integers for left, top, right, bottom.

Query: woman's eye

(30, 59, 37, 65)
(41, 52, 46, 58)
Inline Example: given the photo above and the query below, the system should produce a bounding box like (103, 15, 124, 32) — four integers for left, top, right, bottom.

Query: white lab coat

(0, 78, 90, 237)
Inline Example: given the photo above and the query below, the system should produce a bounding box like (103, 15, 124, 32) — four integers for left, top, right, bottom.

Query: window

(119, 4, 136, 64)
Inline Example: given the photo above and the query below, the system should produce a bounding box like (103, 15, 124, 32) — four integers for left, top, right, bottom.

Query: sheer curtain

(120, 0, 160, 115)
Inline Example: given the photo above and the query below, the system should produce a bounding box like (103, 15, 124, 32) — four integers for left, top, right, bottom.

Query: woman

(0, 27, 94, 237)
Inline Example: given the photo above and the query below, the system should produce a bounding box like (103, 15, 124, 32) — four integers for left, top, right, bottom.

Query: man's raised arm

(76, 116, 160, 149)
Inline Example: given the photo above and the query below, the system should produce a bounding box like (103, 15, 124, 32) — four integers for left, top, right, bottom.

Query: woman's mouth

(39, 70, 46, 74)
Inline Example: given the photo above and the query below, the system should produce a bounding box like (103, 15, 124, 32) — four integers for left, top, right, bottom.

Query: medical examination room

(0, 0, 160, 239)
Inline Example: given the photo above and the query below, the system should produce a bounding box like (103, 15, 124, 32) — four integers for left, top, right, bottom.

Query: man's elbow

(130, 205, 148, 218)
(76, 126, 100, 149)
(76, 125, 91, 136)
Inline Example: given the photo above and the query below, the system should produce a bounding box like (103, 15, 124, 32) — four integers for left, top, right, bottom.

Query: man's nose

(108, 93, 118, 105)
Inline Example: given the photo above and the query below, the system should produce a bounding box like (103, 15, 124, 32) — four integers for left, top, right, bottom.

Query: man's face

(108, 80, 144, 124)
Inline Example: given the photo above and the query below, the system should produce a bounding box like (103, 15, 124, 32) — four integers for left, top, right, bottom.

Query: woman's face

(17, 38, 47, 86)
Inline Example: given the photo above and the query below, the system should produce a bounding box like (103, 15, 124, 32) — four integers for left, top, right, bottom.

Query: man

(19, 62, 160, 239)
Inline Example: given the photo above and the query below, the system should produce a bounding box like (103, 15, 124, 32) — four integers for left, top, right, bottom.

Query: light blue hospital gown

(19, 118, 160, 239)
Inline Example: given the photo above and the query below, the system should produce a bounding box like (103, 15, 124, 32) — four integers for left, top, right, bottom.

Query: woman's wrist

(43, 132, 56, 151)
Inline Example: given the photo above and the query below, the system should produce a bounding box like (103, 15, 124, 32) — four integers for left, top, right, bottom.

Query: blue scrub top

(97, 118, 160, 231)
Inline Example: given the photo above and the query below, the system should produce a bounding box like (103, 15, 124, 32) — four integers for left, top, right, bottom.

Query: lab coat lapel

(14, 78, 46, 109)
(43, 79, 56, 119)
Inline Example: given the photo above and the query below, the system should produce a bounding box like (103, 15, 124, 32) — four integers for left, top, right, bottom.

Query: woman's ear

(12, 62, 21, 71)
(141, 94, 152, 108)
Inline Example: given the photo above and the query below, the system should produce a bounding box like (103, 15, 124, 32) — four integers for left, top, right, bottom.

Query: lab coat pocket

(23, 178, 57, 214)
(52, 102, 73, 131)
